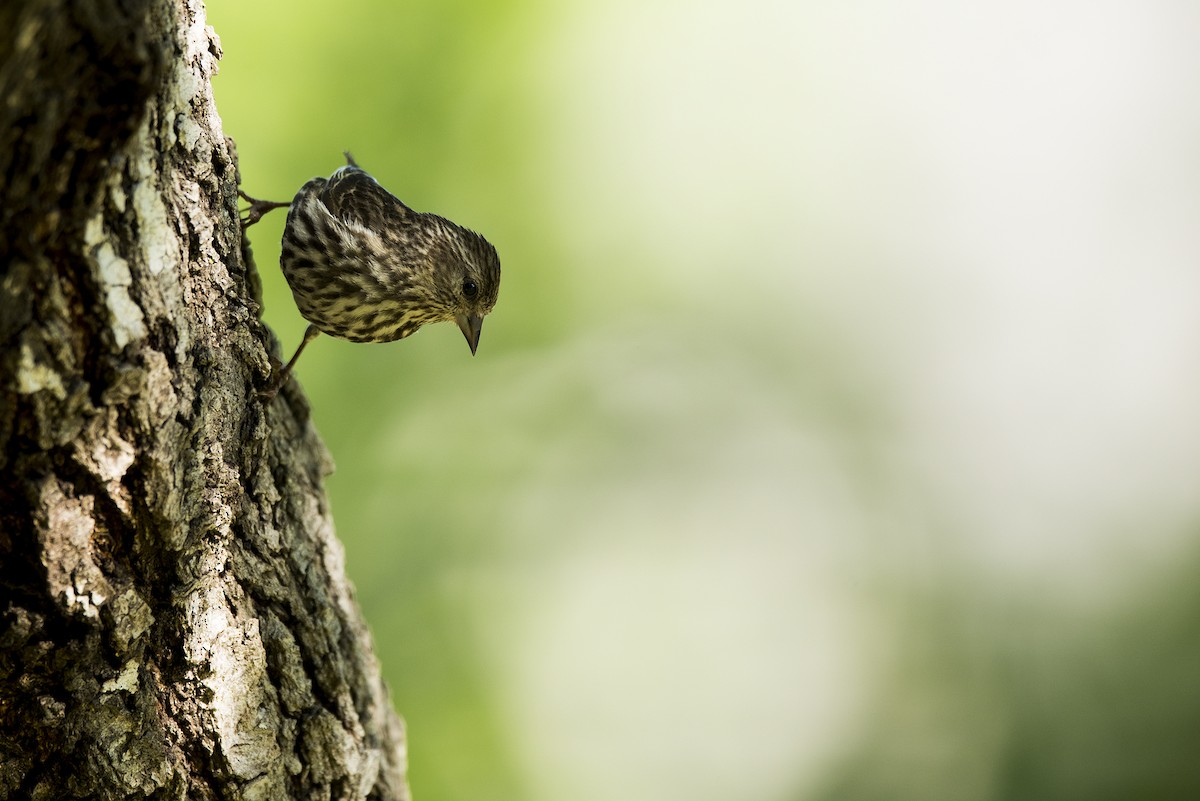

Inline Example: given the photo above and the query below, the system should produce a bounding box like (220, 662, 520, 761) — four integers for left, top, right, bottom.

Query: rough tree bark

(0, 1, 409, 798)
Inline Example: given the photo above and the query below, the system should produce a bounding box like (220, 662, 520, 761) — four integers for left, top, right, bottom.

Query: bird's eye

(462, 279, 479, 298)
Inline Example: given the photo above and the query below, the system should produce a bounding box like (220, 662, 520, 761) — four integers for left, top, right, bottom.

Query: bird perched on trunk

(240, 153, 501, 398)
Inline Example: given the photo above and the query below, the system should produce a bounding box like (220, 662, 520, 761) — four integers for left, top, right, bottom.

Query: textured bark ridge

(0, 1, 409, 798)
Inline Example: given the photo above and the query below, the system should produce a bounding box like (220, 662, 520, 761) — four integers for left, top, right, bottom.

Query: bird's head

(423, 217, 501, 355)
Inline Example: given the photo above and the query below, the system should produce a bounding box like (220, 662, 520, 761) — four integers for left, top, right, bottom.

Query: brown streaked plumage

(240, 153, 501, 398)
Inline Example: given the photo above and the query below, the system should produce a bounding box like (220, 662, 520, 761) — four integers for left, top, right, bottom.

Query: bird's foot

(238, 190, 291, 228)
(257, 354, 291, 401)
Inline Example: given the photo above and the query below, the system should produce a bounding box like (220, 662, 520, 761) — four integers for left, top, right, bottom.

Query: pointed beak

(456, 313, 483, 355)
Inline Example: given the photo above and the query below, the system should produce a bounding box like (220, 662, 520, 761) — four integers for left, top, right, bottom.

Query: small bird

(240, 153, 501, 397)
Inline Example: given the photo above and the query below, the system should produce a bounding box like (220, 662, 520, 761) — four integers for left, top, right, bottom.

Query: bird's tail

(343, 150, 360, 169)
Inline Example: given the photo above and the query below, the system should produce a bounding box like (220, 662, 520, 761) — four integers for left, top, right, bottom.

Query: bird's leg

(260, 324, 321, 400)
(238, 190, 291, 228)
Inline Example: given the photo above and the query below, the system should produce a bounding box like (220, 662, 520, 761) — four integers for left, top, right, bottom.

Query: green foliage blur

(208, 2, 1200, 800)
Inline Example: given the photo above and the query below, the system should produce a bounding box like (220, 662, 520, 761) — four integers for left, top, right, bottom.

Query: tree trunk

(0, 1, 409, 798)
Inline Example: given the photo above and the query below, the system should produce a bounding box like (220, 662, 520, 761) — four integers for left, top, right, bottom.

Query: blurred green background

(208, 1, 1200, 799)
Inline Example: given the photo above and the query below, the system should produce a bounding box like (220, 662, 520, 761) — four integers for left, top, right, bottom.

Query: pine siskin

(240, 153, 501, 397)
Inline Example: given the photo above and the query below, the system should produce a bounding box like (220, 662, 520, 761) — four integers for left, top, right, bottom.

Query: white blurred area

(387, 1, 1200, 799)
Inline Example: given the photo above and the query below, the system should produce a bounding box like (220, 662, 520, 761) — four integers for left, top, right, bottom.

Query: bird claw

(238, 190, 290, 228)
(258, 371, 290, 402)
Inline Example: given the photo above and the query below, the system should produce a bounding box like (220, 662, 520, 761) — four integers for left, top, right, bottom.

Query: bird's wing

(320, 166, 413, 231)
